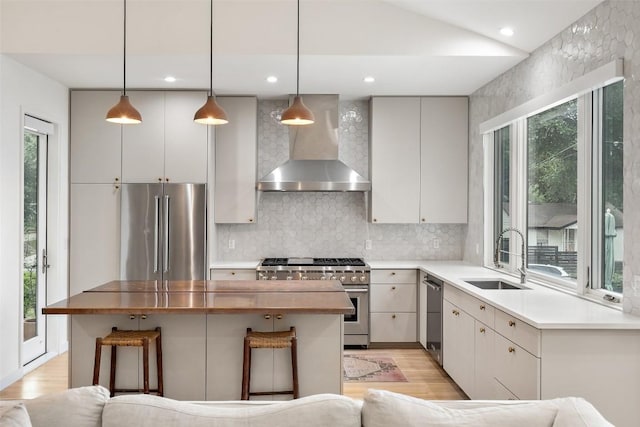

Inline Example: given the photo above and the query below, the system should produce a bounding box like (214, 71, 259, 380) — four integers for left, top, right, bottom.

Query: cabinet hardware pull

(391, 272, 396, 275)
(421, 218, 425, 222)
(231, 272, 236, 275)
(509, 320, 516, 327)
(165, 178, 169, 182)
(392, 314, 396, 319)
(452, 310, 459, 316)
(158, 178, 162, 182)
(480, 305, 486, 310)
(480, 327, 485, 333)
(249, 218, 254, 222)
(373, 218, 377, 222)
(508, 347, 516, 353)
(276, 314, 283, 320)
(391, 286, 396, 290)
(264, 314, 271, 320)
(129, 314, 136, 320)
(141, 314, 147, 320)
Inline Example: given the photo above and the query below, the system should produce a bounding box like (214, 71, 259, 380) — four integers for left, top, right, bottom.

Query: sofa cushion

(552, 397, 613, 427)
(23, 386, 110, 427)
(0, 404, 32, 427)
(361, 389, 558, 427)
(102, 393, 361, 427)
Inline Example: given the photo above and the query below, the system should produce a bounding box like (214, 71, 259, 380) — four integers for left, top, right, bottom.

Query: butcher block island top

(43, 280, 355, 315)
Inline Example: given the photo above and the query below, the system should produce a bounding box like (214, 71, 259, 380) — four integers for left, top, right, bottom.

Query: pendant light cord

(209, 0, 213, 97)
(296, 0, 300, 97)
(123, 0, 127, 96)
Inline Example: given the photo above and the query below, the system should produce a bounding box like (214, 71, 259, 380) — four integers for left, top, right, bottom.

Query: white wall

(0, 54, 69, 388)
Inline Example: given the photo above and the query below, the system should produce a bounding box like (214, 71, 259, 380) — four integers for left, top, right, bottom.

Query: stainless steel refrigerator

(120, 183, 206, 280)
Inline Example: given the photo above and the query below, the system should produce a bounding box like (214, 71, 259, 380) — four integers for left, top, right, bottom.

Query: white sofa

(0, 386, 613, 427)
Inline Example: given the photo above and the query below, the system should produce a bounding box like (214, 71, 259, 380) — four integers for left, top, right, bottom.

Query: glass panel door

(23, 129, 48, 363)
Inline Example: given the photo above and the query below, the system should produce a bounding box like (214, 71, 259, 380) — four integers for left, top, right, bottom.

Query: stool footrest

(249, 390, 295, 396)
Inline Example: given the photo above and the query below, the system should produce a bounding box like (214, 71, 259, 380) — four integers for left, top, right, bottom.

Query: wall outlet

(433, 238, 440, 249)
(228, 239, 235, 250)
(365, 240, 372, 250)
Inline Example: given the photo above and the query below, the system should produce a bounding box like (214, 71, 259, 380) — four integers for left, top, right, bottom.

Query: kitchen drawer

(370, 283, 417, 312)
(210, 269, 256, 280)
(371, 269, 417, 284)
(494, 310, 540, 357)
(444, 285, 494, 327)
(494, 333, 540, 400)
(370, 312, 417, 342)
(494, 378, 519, 400)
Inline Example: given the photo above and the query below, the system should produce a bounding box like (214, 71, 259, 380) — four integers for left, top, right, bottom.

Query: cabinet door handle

(391, 314, 396, 319)
(249, 218, 254, 222)
(391, 286, 396, 290)
(264, 314, 271, 320)
(479, 327, 485, 333)
(391, 272, 396, 276)
(480, 305, 486, 310)
(276, 314, 283, 320)
(508, 347, 516, 353)
(509, 320, 516, 327)
(452, 310, 459, 316)
(231, 272, 236, 275)
(141, 314, 147, 320)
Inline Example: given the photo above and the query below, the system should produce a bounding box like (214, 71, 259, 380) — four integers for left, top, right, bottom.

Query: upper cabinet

(369, 96, 468, 224)
(214, 97, 258, 224)
(369, 97, 421, 224)
(420, 97, 468, 223)
(70, 91, 122, 184)
(122, 91, 208, 183)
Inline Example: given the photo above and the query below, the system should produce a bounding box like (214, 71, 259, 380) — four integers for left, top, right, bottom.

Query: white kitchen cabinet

(122, 91, 208, 183)
(494, 333, 540, 400)
(206, 313, 343, 400)
(369, 96, 468, 224)
(370, 269, 418, 343)
(209, 269, 256, 280)
(419, 97, 468, 223)
(442, 299, 474, 396)
(369, 97, 421, 224)
(418, 271, 427, 349)
(473, 320, 495, 399)
(70, 91, 122, 184)
(69, 184, 120, 295)
(164, 91, 209, 183)
(214, 97, 258, 224)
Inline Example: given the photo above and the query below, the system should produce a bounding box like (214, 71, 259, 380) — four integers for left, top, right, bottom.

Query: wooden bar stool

(241, 326, 298, 400)
(92, 326, 163, 397)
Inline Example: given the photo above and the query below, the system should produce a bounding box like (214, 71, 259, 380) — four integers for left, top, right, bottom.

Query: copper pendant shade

(194, 0, 228, 125)
(106, 0, 142, 124)
(280, 0, 314, 126)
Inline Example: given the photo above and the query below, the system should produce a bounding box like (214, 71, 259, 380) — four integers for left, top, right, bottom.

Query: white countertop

(369, 260, 640, 330)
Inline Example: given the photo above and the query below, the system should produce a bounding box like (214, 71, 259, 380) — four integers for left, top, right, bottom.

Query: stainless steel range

(257, 257, 370, 347)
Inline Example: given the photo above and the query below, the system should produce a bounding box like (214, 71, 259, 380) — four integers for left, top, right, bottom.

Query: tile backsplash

(216, 99, 464, 261)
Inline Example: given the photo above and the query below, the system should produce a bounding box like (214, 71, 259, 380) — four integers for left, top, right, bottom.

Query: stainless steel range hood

(257, 94, 371, 192)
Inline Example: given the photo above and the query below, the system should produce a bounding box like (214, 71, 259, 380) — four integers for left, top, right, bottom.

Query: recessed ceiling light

(266, 76, 278, 83)
(164, 76, 177, 83)
(363, 76, 375, 83)
(500, 27, 514, 37)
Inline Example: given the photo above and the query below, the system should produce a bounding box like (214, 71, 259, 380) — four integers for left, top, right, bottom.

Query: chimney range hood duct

(257, 94, 371, 192)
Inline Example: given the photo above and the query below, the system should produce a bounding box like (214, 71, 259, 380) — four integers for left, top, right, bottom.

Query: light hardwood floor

(0, 348, 466, 401)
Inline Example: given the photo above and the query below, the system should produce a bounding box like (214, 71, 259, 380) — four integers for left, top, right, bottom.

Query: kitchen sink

(463, 280, 530, 290)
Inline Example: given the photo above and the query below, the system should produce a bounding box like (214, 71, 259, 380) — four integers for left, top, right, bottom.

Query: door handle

(154, 195, 160, 273)
(41, 249, 51, 274)
(163, 195, 170, 273)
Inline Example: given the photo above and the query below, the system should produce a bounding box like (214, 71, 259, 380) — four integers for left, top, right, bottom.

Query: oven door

(344, 287, 369, 346)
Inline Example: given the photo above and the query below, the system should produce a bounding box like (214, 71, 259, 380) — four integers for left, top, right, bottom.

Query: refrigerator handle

(164, 194, 170, 273)
(154, 196, 160, 273)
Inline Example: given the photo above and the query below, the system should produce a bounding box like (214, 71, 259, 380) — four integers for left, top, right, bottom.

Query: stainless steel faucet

(494, 227, 527, 284)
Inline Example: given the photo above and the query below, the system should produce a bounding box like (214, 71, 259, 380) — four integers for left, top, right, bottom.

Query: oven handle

(345, 288, 369, 293)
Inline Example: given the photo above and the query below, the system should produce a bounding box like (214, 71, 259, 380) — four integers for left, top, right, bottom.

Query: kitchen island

(44, 280, 354, 401)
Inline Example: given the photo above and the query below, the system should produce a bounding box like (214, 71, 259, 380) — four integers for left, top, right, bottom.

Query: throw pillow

(362, 389, 558, 427)
(24, 386, 110, 427)
(0, 404, 32, 427)
(552, 396, 613, 427)
(102, 393, 362, 427)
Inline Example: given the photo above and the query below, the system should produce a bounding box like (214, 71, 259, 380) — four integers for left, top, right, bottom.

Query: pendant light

(106, 0, 142, 124)
(194, 0, 228, 125)
(280, 0, 315, 125)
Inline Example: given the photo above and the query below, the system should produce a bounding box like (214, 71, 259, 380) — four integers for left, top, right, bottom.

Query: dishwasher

(425, 274, 443, 365)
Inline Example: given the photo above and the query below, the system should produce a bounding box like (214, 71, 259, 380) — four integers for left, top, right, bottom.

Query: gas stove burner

(260, 257, 366, 267)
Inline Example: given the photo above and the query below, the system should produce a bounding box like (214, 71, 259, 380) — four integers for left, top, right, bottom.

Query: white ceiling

(0, 0, 602, 99)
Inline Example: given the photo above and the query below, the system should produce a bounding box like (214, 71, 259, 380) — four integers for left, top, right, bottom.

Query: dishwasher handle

(426, 281, 441, 292)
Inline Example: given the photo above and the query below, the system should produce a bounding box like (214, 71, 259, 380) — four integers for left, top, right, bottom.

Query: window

(487, 78, 623, 300)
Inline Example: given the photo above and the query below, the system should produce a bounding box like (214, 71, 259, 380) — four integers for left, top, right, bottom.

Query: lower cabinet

(442, 299, 475, 396)
(209, 268, 256, 280)
(473, 320, 495, 399)
(370, 269, 418, 343)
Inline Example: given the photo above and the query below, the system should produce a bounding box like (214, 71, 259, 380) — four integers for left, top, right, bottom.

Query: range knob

(259, 273, 269, 281)
(270, 275, 278, 280)
(301, 276, 308, 280)
(286, 275, 293, 280)
(340, 276, 346, 282)
(320, 276, 327, 280)
(351, 276, 358, 282)
(360, 275, 367, 282)
(330, 275, 337, 280)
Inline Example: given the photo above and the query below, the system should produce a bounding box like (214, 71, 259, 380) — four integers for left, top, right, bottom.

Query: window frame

(481, 61, 624, 305)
